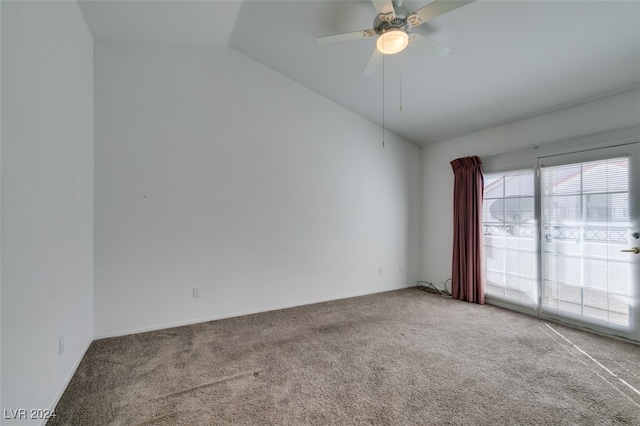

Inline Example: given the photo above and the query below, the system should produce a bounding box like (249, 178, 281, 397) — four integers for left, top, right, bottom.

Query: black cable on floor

(416, 279, 452, 297)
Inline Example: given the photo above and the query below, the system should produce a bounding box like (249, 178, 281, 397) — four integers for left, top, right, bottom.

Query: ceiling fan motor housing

(374, 7, 412, 35)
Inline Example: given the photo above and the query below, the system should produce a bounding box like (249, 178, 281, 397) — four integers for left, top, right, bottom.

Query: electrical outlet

(193, 287, 201, 299)
(378, 267, 383, 276)
(58, 336, 64, 355)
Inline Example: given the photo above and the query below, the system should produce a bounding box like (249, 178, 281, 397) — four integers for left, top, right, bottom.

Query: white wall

(0, 0, 3, 417)
(94, 42, 422, 338)
(421, 89, 640, 285)
(1, 2, 94, 424)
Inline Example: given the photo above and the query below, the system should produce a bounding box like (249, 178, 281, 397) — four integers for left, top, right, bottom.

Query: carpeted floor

(49, 288, 640, 425)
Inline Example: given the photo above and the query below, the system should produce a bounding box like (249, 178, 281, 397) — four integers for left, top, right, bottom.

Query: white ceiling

(79, 0, 640, 146)
(79, 0, 243, 46)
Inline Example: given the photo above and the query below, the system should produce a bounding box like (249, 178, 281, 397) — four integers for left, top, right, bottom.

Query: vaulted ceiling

(79, 0, 640, 145)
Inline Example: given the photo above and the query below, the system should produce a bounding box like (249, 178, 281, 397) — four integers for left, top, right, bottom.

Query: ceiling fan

(317, 0, 474, 75)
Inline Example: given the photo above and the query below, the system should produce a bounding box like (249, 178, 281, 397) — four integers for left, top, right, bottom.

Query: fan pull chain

(400, 55, 403, 112)
(380, 36, 384, 148)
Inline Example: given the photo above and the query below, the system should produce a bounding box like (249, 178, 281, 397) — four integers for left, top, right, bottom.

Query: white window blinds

(541, 157, 631, 328)
(483, 169, 538, 306)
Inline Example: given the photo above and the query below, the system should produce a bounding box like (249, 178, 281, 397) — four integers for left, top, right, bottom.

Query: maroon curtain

(450, 156, 485, 304)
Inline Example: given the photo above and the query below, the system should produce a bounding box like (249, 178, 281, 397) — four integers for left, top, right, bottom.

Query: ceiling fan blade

(362, 49, 383, 76)
(371, 0, 396, 20)
(317, 30, 375, 45)
(410, 0, 474, 26)
(408, 33, 450, 56)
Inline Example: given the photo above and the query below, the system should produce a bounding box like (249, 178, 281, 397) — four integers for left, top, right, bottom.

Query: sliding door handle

(621, 247, 639, 254)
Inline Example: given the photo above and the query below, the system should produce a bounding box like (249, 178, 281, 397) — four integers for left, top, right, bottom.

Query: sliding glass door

(538, 144, 639, 336)
(483, 142, 640, 340)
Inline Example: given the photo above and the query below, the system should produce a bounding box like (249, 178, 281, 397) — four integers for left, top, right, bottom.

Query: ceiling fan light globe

(376, 29, 408, 54)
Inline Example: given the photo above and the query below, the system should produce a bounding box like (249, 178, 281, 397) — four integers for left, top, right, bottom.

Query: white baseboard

(94, 284, 413, 340)
(41, 339, 93, 426)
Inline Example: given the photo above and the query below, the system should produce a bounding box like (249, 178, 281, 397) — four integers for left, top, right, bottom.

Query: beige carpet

(49, 288, 640, 425)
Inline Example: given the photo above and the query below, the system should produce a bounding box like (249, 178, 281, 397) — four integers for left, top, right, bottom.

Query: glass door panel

(483, 169, 537, 307)
(539, 144, 639, 339)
